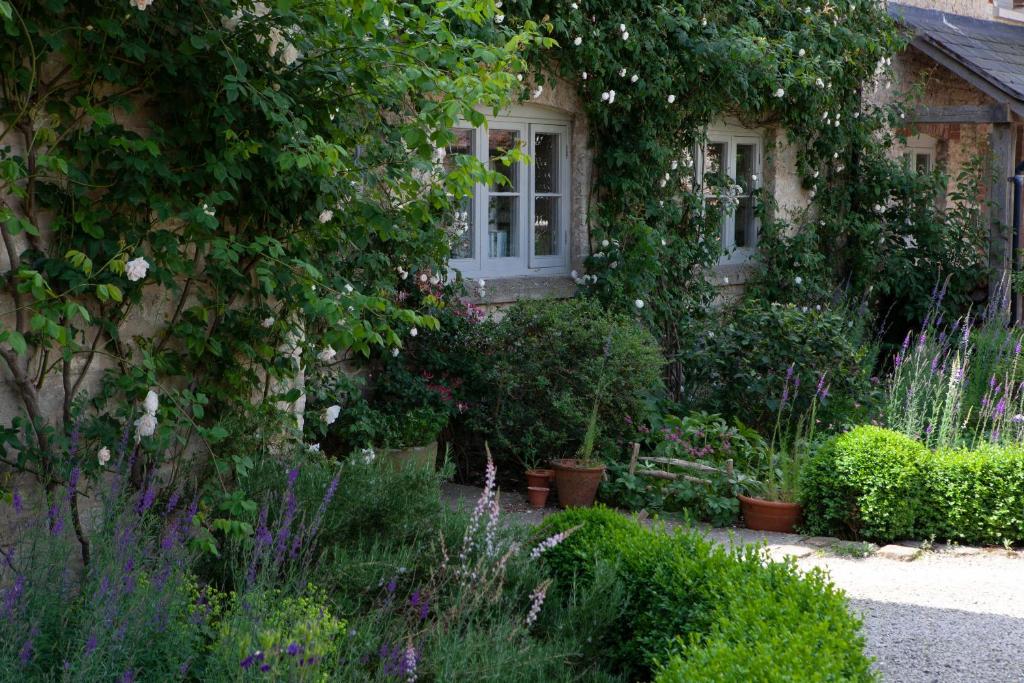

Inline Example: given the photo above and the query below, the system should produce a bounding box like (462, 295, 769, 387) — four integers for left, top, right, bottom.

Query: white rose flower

(344, 283, 354, 293)
(634, 299, 645, 309)
(391, 347, 400, 357)
(668, 94, 677, 104)
(621, 31, 629, 40)
(532, 86, 543, 99)
(607, 90, 616, 104)
(307, 443, 321, 453)
(131, 0, 154, 10)
(774, 88, 785, 98)
(323, 405, 341, 425)
(318, 209, 334, 223)
(261, 317, 275, 328)
(143, 390, 159, 416)
(429, 275, 439, 285)
(630, 74, 639, 83)
(419, 273, 428, 283)
(410, 327, 418, 337)
(478, 278, 486, 289)
(618, 67, 626, 77)
(815, 78, 825, 88)
(97, 447, 111, 466)
(134, 413, 158, 439)
(794, 276, 803, 285)
(601, 91, 610, 102)
(601, 239, 610, 248)
(317, 346, 337, 363)
(582, 71, 588, 80)
(125, 257, 150, 282)
(573, 36, 582, 46)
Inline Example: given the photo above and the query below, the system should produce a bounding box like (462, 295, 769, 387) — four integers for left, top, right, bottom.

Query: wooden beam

(988, 122, 1017, 305)
(910, 39, 1024, 120)
(910, 104, 1012, 124)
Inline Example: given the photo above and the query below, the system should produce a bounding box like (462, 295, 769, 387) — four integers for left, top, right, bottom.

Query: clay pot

(381, 441, 438, 473)
(526, 468, 553, 489)
(738, 494, 802, 533)
(527, 486, 550, 509)
(551, 459, 606, 508)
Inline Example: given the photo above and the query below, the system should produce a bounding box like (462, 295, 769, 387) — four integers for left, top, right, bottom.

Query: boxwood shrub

(801, 426, 1024, 544)
(800, 426, 926, 541)
(535, 506, 873, 681)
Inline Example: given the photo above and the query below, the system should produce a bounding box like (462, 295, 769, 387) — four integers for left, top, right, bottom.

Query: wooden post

(628, 442, 640, 475)
(989, 122, 1017, 307)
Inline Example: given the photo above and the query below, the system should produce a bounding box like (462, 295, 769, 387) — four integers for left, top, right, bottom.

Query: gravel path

(443, 483, 1024, 682)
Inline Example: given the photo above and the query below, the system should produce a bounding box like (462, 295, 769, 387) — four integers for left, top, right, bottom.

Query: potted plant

(522, 453, 554, 490)
(738, 370, 823, 533)
(373, 406, 448, 472)
(552, 400, 606, 508)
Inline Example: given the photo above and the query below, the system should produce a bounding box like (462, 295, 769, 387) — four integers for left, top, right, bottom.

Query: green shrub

(680, 299, 876, 433)
(801, 426, 1024, 544)
(203, 586, 346, 680)
(800, 426, 926, 541)
(535, 506, 871, 680)
(916, 445, 1024, 545)
(491, 298, 665, 468)
(655, 565, 875, 682)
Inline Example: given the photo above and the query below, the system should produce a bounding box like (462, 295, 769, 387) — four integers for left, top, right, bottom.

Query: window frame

(903, 134, 937, 175)
(447, 108, 572, 279)
(697, 125, 763, 265)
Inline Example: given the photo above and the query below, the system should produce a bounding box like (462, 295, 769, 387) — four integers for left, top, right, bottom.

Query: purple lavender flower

(815, 372, 828, 400)
(137, 485, 156, 515)
(530, 525, 580, 560)
(119, 670, 134, 683)
(18, 630, 35, 665)
(2, 575, 25, 616)
(85, 632, 98, 656)
(287, 642, 303, 657)
(11, 490, 22, 514)
(49, 504, 64, 536)
(410, 591, 430, 621)
(995, 398, 1007, 418)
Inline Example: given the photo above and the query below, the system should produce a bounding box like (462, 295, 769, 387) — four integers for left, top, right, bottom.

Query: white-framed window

(445, 108, 571, 278)
(903, 134, 937, 174)
(697, 125, 762, 263)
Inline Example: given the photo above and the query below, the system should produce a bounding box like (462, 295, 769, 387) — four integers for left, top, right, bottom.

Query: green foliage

(798, 426, 1024, 544)
(0, 0, 541, 494)
(506, 0, 910, 397)
(655, 565, 877, 682)
(800, 426, 926, 541)
(489, 297, 665, 470)
(535, 506, 871, 679)
(203, 586, 345, 681)
(916, 445, 1024, 545)
(680, 299, 876, 432)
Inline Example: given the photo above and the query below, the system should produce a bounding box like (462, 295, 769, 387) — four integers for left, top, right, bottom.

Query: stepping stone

(766, 544, 815, 561)
(877, 544, 921, 561)
(803, 535, 839, 548)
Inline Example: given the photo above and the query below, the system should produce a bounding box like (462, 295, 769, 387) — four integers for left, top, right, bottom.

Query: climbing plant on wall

(511, 0, 987, 392)
(0, 0, 542, 559)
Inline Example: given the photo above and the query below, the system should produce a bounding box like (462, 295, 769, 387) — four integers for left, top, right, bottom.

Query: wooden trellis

(627, 442, 733, 486)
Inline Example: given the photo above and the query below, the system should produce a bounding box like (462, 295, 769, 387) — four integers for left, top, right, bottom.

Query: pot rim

(527, 485, 551, 492)
(526, 468, 554, 475)
(737, 494, 802, 510)
(551, 458, 606, 473)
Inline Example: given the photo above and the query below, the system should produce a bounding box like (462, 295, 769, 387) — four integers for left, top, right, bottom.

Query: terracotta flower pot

(527, 486, 550, 509)
(738, 494, 802, 533)
(551, 458, 606, 508)
(526, 468, 553, 490)
(381, 441, 438, 473)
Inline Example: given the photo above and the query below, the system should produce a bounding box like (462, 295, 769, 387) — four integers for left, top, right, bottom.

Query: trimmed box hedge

(535, 506, 874, 681)
(801, 426, 1024, 545)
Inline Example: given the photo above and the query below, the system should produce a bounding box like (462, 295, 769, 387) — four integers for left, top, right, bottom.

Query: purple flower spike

(12, 490, 22, 514)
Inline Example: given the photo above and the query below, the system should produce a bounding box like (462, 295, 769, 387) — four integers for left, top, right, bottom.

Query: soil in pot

(738, 494, 802, 533)
(526, 468, 553, 490)
(552, 458, 605, 508)
(527, 486, 550, 509)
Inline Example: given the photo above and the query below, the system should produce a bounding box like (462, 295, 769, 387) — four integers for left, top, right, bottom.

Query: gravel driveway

(443, 483, 1024, 682)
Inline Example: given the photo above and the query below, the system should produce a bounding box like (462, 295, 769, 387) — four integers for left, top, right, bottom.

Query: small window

(902, 134, 937, 175)
(446, 112, 570, 278)
(698, 127, 762, 262)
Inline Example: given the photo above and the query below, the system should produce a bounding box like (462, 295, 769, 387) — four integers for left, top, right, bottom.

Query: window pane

(489, 129, 519, 192)
(445, 129, 473, 171)
(534, 133, 559, 193)
(446, 129, 475, 259)
(534, 196, 559, 256)
(704, 143, 725, 183)
(450, 200, 474, 259)
(736, 144, 756, 192)
(735, 196, 755, 249)
(915, 153, 931, 174)
(488, 195, 518, 258)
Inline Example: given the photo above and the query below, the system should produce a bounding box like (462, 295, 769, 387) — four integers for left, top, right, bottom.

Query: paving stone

(766, 544, 815, 561)
(877, 544, 922, 561)
(803, 535, 840, 548)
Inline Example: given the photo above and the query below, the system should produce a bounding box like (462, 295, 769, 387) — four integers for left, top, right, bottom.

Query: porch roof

(888, 3, 1024, 118)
